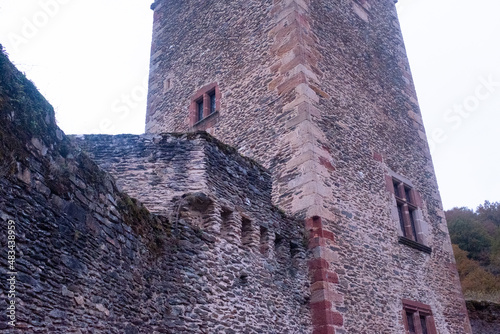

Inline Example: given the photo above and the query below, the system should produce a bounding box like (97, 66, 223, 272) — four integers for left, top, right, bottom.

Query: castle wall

(307, 1, 470, 332)
(74, 132, 275, 219)
(146, 0, 303, 174)
(0, 49, 312, 333)
(145, 0, 471, 333)
(72, 133, 209, 216)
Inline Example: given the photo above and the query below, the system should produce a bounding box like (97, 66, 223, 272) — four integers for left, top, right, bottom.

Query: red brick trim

(373, 152, 383, 162)
(306, 216, 343, 333)
(319, 156, 335, 172)
(312, 326, 336, 334)
(385, 175, 394, 193)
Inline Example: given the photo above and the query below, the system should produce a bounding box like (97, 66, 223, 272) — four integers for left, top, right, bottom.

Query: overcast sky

(0, 0, 498, 210)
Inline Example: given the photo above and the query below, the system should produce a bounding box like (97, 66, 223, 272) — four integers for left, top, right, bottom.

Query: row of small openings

(240, 216, 301, 258)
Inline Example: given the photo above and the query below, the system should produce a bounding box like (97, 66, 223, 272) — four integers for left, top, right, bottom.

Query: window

(196, 99, 204, 122)
(406, 310, 416, 334)
(393, 178, 418, 242)
(402, 300, 437, 334)
(189, 82, 221, 129)
(209, 90, 216, 115)
(241, 217, 253, 247)
(259, 226, 270, 255)
(387, 174, 432, 253)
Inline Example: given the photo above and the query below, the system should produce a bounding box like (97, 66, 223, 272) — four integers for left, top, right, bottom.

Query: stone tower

(146, 0, 471, 333)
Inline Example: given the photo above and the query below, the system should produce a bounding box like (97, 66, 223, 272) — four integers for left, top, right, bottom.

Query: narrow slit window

(290, 241, 300, 258)
(397, 204, 406, 237)
(406, 311, 416, 334)
(420, 316, 428, 334)
(409, 209, 418, 241)
(274, 233, 284, 250)
(241, 218, 252, 246)
(393, 180, 401, 198)
(209, 90, 216, 114)
(405, 186, 412, 203)
(197, 99, 204, 121)
(259, 226, 269, 255)
(221, 209, 232, 235)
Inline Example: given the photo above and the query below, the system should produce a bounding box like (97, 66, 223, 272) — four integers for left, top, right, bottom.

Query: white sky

(0, 0, 498, 210)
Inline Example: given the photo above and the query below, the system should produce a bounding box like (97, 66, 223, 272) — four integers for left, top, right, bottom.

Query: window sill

(398, 236, 432, 254)
(193, 110, 219, 130)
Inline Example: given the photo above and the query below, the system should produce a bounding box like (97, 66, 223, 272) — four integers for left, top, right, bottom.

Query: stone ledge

(398, 236, 432, 254)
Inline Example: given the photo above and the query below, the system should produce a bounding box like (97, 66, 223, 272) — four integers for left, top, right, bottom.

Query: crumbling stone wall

(74, 132, 313, 332)
(0, 49, 312, 333)
(72, 133, 209, 216)
(72, 132, 275, 219)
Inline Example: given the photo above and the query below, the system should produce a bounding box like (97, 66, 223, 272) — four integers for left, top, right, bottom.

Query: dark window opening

(196, 99, 204, 122)
(274, 233, 287, 262)
(209, 90, 216, 114)
(274, 233, 284, 250)
(406, 311, 416, 334)
(221, 209, 232, 235)
(397, 204, 406, 237)
(420, 316, 428, 334)
(405, 186, 412, 202)
(409, 209, 418, 241)
(259, 226, 269, 255)
(241, 218, 252, 246)
(393, 180, 401, 198)
(290, 241, 301, 258)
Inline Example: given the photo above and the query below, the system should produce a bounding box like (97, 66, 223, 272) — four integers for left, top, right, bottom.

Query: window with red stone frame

(393, 178, 419, 242)
(387, 175, 432, 254)
(189, 83, 221, 128)
(402, 300, 437, 334)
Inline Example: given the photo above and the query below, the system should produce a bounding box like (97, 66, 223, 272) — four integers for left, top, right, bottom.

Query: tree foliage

(447, 201, 500, 302)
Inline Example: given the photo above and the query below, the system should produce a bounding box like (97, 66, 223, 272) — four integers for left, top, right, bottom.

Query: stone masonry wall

(144, 0, 472, 333)
(72, 133, 208, 216)
(307, 1, 471, 332)
(146, 0, 297, 173)
(72, 132, 275, 220)
(0, 48, 312, 333)
(74, 132, 313, 332)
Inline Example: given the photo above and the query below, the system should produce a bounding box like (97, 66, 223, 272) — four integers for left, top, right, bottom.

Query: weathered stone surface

(0, 0, 484, 330)
(0, 49, 311, 333)
(145, 0, 472, 333)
